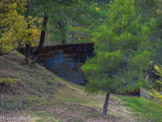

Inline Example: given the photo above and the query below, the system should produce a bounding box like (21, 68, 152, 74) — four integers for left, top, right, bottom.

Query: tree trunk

(25, 44, 31, 63)
(103, 92, 110, 116)
(58, 22, 66, 44)
(32, 15, 49, 63)
(25, 7, 31, 63)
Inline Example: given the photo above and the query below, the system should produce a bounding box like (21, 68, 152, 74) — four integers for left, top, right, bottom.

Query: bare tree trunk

(25, 44, 31, 63)
(58, 22, 66, 44)
(32, 15, 49, 63)
(103, 92, 110, 116)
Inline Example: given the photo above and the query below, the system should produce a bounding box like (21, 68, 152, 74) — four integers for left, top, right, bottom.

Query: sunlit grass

(120, 95, 162, 122)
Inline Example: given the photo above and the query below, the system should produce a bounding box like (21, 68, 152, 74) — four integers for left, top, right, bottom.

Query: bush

(149, 65, 162, 103)
(0, 78, 20, 86)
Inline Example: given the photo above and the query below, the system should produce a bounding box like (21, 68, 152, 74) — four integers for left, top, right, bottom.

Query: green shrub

(0, 78, 20, 85)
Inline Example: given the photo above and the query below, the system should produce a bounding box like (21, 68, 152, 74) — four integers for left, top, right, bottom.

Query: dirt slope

(0, 52, 136, 122)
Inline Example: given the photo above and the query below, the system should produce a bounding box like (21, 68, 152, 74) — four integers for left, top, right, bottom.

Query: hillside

(0, 52, 161, 122)
(0, 51, 136, 122)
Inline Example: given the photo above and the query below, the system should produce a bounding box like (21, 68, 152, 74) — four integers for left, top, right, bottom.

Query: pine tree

(135, 0, 162, 64)
(82, 0, 156, 116)
(28, 0, 80, 61)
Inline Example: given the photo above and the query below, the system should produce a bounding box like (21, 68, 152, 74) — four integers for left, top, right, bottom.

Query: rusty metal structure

(18, 43, 94, 85)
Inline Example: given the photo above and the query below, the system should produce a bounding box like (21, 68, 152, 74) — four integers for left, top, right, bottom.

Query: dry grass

(0, 51, 64, 96)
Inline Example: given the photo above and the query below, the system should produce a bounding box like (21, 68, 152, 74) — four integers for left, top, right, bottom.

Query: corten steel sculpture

(18, 43, 94, 85)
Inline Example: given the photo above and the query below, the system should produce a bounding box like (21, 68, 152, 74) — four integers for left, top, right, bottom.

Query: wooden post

(1, 94, 4, 108)
(19, 95, 23, 109)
